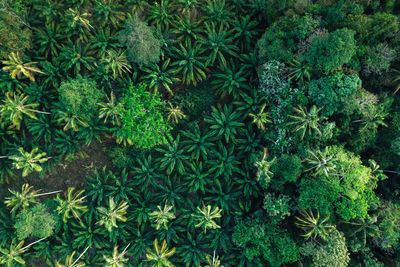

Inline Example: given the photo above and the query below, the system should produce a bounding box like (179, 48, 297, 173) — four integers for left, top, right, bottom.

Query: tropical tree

(181, 124, 215, 161)
(0, 92, 45, 130)
(98, 92, 121, 126)
(165, 102, 186, 124)
(93, 0, 125, 29)
(201, 23, 238, 68)
(232, 15, 259, 49)
(34, 23, 64, 58)
(145, 239, 176, 267)
(142, 58, 179, 94)
(57, 41, 95, 75)
(305, 149, 336, 177)
(210, 61, 249, 98)
(97, 197, 128, 232)
(55, 247, 89, 267)
(119, 14, 162, 66)
(5, 184, 60, 216)
(201, 0, 233, 28)
(173, 15, 203, 48)
(56, 187, 88, 223)
(248, 103, 271, 130)
(1, 52, 44, 81)
(149, 202, 176, 230)
(171, 42, 207, 86)
(89, 27, 119, 58)
(103, 244, 130, 267)
(392, 68, 400, 94)
(295, 209, 333, 240)
(288, 58, 311, 85)
(156, 135, 188, 175)
(177, 0, 198, 14)
(101, 49, 131, 79)
(204, 251, 224, 267)
(287, 105, 323, 140)
(193, 204, 222, 233)
(204, 104, 244, 143)
(253, 148, 276, 188)
(67, 8, 94, 31)
(9, 147, 49, 177)
(148, 0, 176, 31)
(342, 217, 380, 248)
(0, 238, 47, 267)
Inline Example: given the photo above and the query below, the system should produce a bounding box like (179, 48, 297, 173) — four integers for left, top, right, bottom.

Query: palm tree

(145, 239, 176, 267)
(57, 41, 95, 75)
(148, 0, 176, 31)
(391, 68, 400, 94)
(342, 217, 380, 247)
(288, 58, 311, 85)
(204, 104, 245, 143)
(103, 244, 130, 267)
(55, 247, 89, 267)
(8, 147, 50, 177)
(97, 197, 128, 232)
(5, 184, 61, 215)
(56, 187, 88, 223)
(99, 92, 121, 126)
(248, 104, 271, 130)
(202, 0, 233, 28)
(201, 23, 238, 68)
(165, 102, 186, 124)
(149, 202, 176, 230)
(232, 15, 259, 50)
(1, 52, 44, 81)
(287, 105, 323, 140)
(67, 8, 94, 31)
(253, 148, 276, 187)
(0, 238, 47, 267)
(210, 61, 249, 98)
(93, 0, 125, 29)
(177, 0, 198, 14)
(193, 204, 222, 233)
(0, 92, 48, 130)
(204, 251, 223, 267)
(171, 42, 207, 86)
(34, 22, 64, 58)
(305, 149, 336, 177)
(101, 49, 131, 79)
(173, 15, 203, 48)
(295, 209, 333, 240)
(142, 59, 179, 95)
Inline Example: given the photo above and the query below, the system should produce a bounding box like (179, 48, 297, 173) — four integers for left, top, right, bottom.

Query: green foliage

(9, 147, 48, 177)
(295, 209, 333, 240)
(96, 197, 128, 232)
(2, 52, 43, 81)
(263, 193, 291, 221)
(58, 76, 104, 121)
(308, 72, 361, 116)
(193, 205, 222, 233)
(300, 227, 350, 267)
(232, 214, 299, 266)
(149, 202, 175, 230)
(288, 105, 323, 139)
(204, 104, 244, 143)
(56, 187, 88, 223)
(171, 43, 207, 86)
(142, 58, 179, 95)
(119, 15, 161, 66)
(115, 83, 171, 148)
(0, 91, 40, 130)
(300, 146, 381, 221)
(257, 14, 320, 62)
(271, 154, 302, 184)
(14, 203, 56, 240)
(0, 3, 31, 58)
(146, 239, 175, 267)
(304, 28, 356, 74)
